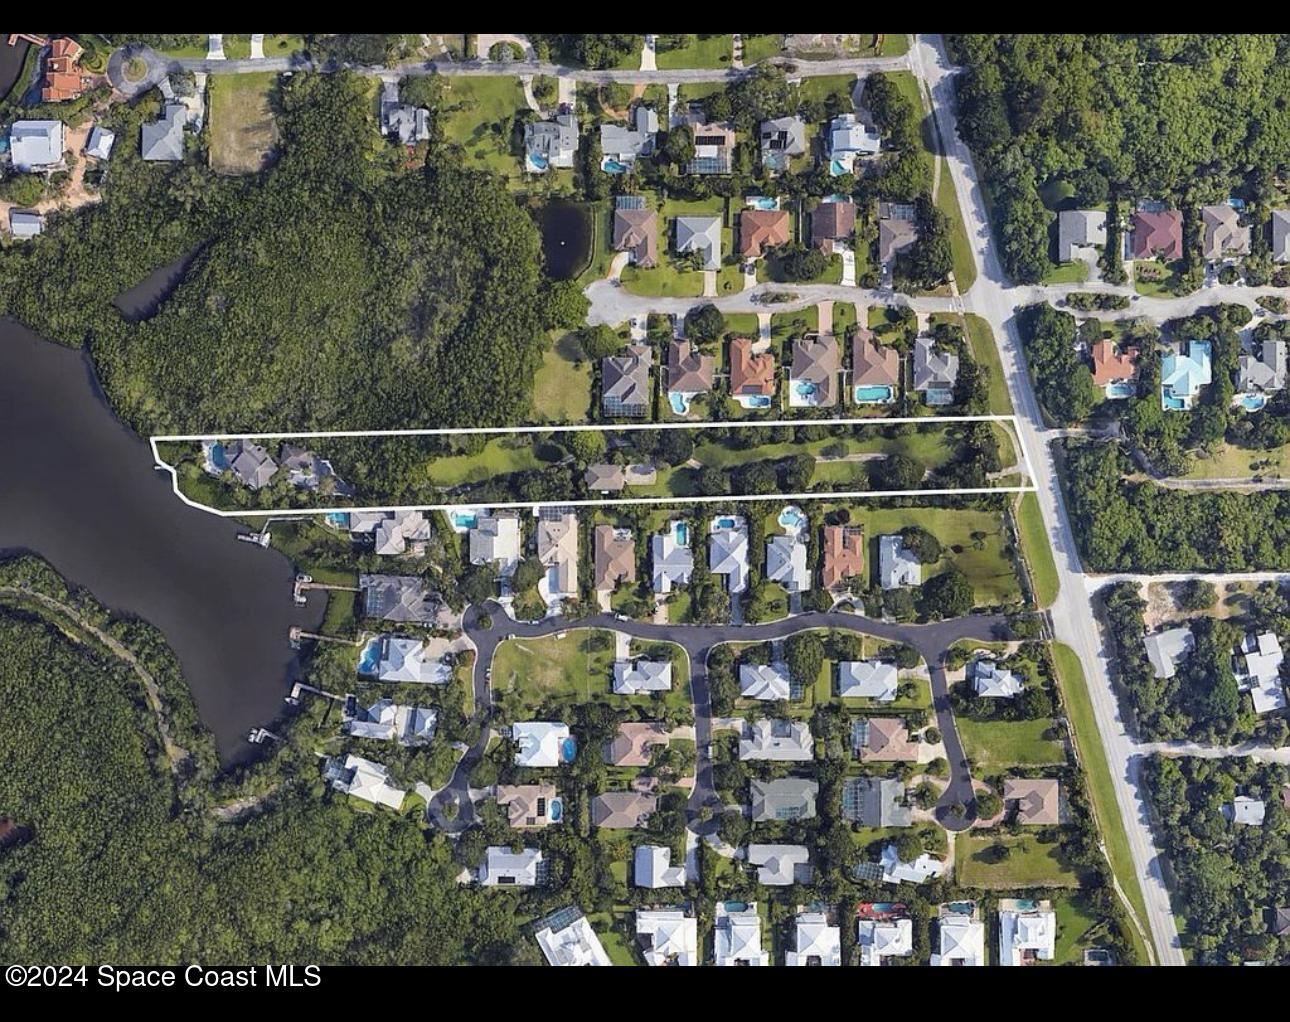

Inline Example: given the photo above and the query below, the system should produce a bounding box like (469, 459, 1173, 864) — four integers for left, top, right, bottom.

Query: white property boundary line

(149, 415, 1039, 519)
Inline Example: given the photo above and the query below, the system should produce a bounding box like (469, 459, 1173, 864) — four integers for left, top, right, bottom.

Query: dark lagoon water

(113, 249, 203, 322)
(536, 199, 592, 280)
(0, 38, 32, 104)
(0, 321, 325, 763)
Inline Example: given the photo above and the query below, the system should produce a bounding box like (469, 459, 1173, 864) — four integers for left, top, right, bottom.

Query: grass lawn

(1050, 892, 1118, 965)
(955, 833, 1084, 889)
(723, 313, 761, 339)
(620, 261, 704, 297)
(208, 72, 279, 175)
(577, 201, 617, 285)
(656, 34, 734, 69)
(957, 717, 1066, 770)
(435, 76, 530, 186)
(1050, 643, 1154, 964)
(741, 34, 784, 64)
(963, 314, 1014, 415)
(795, 74, 856, 107)
(937, 158, 978, 292)
(1132, 260, 1182, 297)
(418, 440, 545, 487)
(586, 911, 639, 966)
(1016, 492, 1059, 608)
(312, 567, 360, 637)
(832, 301, 857, 337)
(677, 82, 726, 105)
(621, 195, 727, 298)
(770, 306, 818, 337)
(1180, 441, 1289, 480)
(1042, 260, 1090, 284)
(533, 336, 593, 422)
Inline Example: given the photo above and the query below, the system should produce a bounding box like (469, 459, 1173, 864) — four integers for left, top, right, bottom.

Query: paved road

(427, 604, 1013, 834)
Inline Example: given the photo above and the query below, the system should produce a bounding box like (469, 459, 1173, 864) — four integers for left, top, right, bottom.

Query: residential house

(322, 754, 406, 810)
(1056, 209, 1107, 263)
(512, 721, 574, 768)
(738, 207, 790, 259)
(709, 516, 749, 594)
(789, 334, 841, 407)
(822, 524, 864, 589)
(931, 907, 985, 966)
(359, 574, 446, 625)
(634, 845, 685, 889)
(342, 697, 436, 745)
(279, 444, 352, 494)
(913, 335, 959, 405)
(687, 121, 735, 174)
(877, 200, 919, 267)
(1130, 208, 1183, 262)
(1238, 340, 1287, 396)
(479, 847, 544, 886)
(714, 902, 768, 966)
(603, 721, 669, 767)
(667, 338, 715, 409)
(1090, 339, 1139, 398)
(852, 328, 900, 403)
(612, 203, 659, 268)
(1227, 795, 1267, 826)
(636, 909, 698, 966)
(602, 343, 653, 418)
(585, 463, 627, 493)
(728, 337, 777, 407)
(739, 717, 814, 762)
(878, 842, 946, 884)
(843, 777, 911, 827)
(1273, 209, 1290, 263)
(1144, 625, 1195, 679)
(40, 37, 88, 103)
(591, 791, 657, 829)
(1201, 204, 1251, 262)
(371, 511, 431, 557)
(613, 658, 673, 694)
(534, 909, 611, 966)
(593, 525, 636, 593)
(652, 521, 694, 592)
(999, 899, 1056, 965)
(739, 662, 791, 701)
(972, 658, 1024, 698)
(766, 534, 810, 592)
(1004, 778, 1061, 825)
(1238, 632, 1286, 715)
(221, 439, 277, 489)
(141, 104, 188, 162)
(600, 105, 657, 170)
(878, 534, 921, 589)
(496, 783, 561, 829)
(9, 119, 64, 171)
(747, 843, 811, 886)
(675, 214, 722, 270)
(84, 125, 115, 160)
(838, 660, 899, 701)
(469, 514, 523, 578)
(524, 111, 578, 172)
(857, 917, 913, 967)
(9, 209, 43, 239)
(812, 198, 857, 255)
(828, 112, 881, 175)
(784, 912, 841, 966)
(759, 115, 806, 172)
(855, 716, 919, 762)
(750, 778, 818, 822)
(379, 80, 430, 144)
(536, 512, 579, 609)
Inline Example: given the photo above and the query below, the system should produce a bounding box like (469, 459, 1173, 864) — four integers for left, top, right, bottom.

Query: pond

(535, 198, 591, 281)
(0, 37, 32, 104)
(0, 321, 326, 764)
(113, 248, 203, 322)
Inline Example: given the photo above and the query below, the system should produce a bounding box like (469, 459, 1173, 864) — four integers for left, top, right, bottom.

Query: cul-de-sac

(2, 31, 1290, 971)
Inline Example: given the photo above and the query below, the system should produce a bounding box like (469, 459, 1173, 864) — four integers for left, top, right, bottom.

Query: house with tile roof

(877, 200, 919, 265)
(1130, 208, 1183, 261)
(612, 205, 659, 268)
(738, 207, 790, 258)
(603, 721, 669, 767)
(728, 337, 777, 406)
(667, 338, 715, 401)
(1090, 339, 1139, 396)
(913, 335, 959, 404)
(822, 524, 864, 589)
(686, 121, 735, 174)
(496, 784, 561, 829)
(593, 525, 636, 592)
(602, 344, 653, 417)
(855, 716, 919, 762)
(470, 514, 523, 578)
(536, 512, 578, 610)
(1201, 204, 1251, 262)
(1004, 778, 1061, 825)
(592, 790, 657, 829)
(852, 329, 900, 402)
(40, 37, 88, 102)
(813, 198, 857, 254)
(789, 334, 841, 407)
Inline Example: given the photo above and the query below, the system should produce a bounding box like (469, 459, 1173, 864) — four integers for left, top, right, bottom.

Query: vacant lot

(209, 73, 279, 175)
(955, 832, 1084, 889)
(957, 716, 1066, 770)
(533, 335, 593, 422)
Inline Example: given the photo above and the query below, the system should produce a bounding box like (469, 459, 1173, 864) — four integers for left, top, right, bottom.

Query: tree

(877, 454, 925, 491)
(1177, 578, 1218, 612)
(661, 125, 695, 167)
(578, 324, 622, 360)
(460, 564, 498, 605)
(569, 430, 607, 463)
(784, 631, 825, 687)
(899, 526, 942, 563)
(539, 279, 590, 330)
(684, 304, 725, 346)
(974, 790, 1002, 819)
(918, 568, 975, 620)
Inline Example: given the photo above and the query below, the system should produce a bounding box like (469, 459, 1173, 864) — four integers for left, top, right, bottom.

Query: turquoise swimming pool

(747, 196, 777, 210)
(924, 387, 954, 406)
(1161, 388, 1187, 411)
(854, 384, 894, 403)
(450, 510, 479, 530)
(357, 637, 381, 676)
(740, 393, 772, 409)
(602, 158, 628, 174)
(716, 517, 737, 530)
(669, 391, 691, 415)
(778, 507, 806, 530)
(549, 797, 564, 821)
(673, 521, 689, 546)
(794, 381, 817, 401)
(829, 157, 851, 176)
(560, 737, 577, 762)
(1240, 392, 1267, 411)
(1105, 381, 1135, 400)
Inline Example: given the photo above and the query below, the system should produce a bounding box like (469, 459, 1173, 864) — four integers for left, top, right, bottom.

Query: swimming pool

(778, 506, 806, 530)
(947, 901, 975, 915)
(548, 797, 564, 822)
(560, 737, 577, 762)
(1240, 392, 1267, 411)
(357, 637, 382, 676)
(746, 196, 778, 210)
(793, 380, 817, 402)
(1105, 381, 1135, 400)
(669, 391, 691, 415)
(924, 387, 954, 406)
(716, 517, 736, 530)
(1161, 389, 1187, 411)
(738, 393, 773, 409)
(854, 384, 894, 403)
(325, 511, 350, 529)
(601, 158, 628, 174)
(449, 510, 479, 531)
(829, 157, 852, 176)
(673, 521, 690, 546)
(526, 152, 549, 172)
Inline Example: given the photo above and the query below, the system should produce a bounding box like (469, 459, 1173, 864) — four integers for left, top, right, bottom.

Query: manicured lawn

(533, 338, 593, 422)
(1050, 892, 1117, 965)
(1132, 260, 1182, 297)
(937, 158, 978, 292)
(577, 201, 617, 285)
(770, 306, 818, 337)
(1180, 441, 1289, 480)
(795, 74, 856, 107)
(1050, 643, 1154, 964)
(586, 911, 639, 966)
(677, 82, 726, 105)
(955, 833, 1084, 889)
(722, 313, 761, 339)
(957, 717, 1066, 770)
(741, 34, 784, 64)
(656, 34, 734, 69)
(435, 76, 531, 186)
(418, 439, 545, 487)
(621, 195, 728, 298)
(208, 72, 279, 175)
(620, 262, 705, 297)
(963, 314, 1014, 415)
(314, 567, 360, 637)
(1016, 493, 1059, 608)
(1042, 260, 1089, 284)
(832, 302, 857, 337)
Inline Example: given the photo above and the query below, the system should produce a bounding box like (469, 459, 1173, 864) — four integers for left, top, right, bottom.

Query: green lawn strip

(955, 832, 1084, 889)
(532, 340, 593, 422)
(831, 301, 857, 338)
(1041, 260, 1089, 284)
(722, 312, 761, 338)
(1016, 492, 1059, 608)
(586, 910, 640, 965)
(1180, 440, 1289, 480)
(794, 74, 856, 107)
(740, 34, 784, 65)
(936, 158, 978, 292)
(1049, 642, 1154, 964)
(577, 201, 616, 285)
(419, 440, 545, 487)
(957, 717, 1065, 771)
(308, 566, 359, 637)
(962, 313, 1013, 415)
(655, 35, 734, 70)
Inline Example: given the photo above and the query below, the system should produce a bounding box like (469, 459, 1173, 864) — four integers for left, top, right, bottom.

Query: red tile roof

(1130, 209, 1183, 262)
(729, 337, 776, 396)
(1090, 340, 1139, 386)
(738, 208, 791, 258)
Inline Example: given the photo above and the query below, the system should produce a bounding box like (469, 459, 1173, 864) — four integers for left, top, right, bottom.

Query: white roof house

(999, 901, 1056, 966)
(784, 912, 841, 966)
(372, 636, 452, 684)
(537, 512, 579, 608)
(739, 662, 792, 701)
(1228, 795, 1267, 826)
(343, 697, 436, 746)
(829, 112, 882, 161)
(323, 754, 406, 810)
(879, 843, 946, 885)
(747, 844, 811, 886)
(469, 515, 523, 578)
(613, 658, 673, 694)
(973, 658, 1024, 698)
(534, 910, 611, 966)
(879, 534, 921, 589)
(838, 660, 899, 701)
(1144, 626, 1195, 680)
(1240, 632, 1286, 715)
(10, 120, 65, 171)
(652, 523, 693, 593)
(766, 535, 810, 592)
(714, 902, 768, 966)
(1057, 209, 1107, 263)
(739, 718, 813, 761)
(931, 913, 985, 966)
(709, 517, 749, 594)
(634, 844, 685, 888)
(512, 721, 573, 768)
(636, 908, 697, 966)
(373, 510, 431, 557)
(479, 846, 543, 887)
(857, 917, 914, 967)
(8, 209, 44, 239)
(675, 214, 722, 271)
(84, 125, 116, 161)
